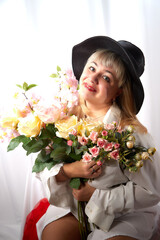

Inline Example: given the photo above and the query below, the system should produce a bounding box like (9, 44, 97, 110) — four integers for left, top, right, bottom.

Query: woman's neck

(83, 104, 111, 121)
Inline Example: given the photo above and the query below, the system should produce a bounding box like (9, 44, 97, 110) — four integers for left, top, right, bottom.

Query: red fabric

(22, 198, 50, 240)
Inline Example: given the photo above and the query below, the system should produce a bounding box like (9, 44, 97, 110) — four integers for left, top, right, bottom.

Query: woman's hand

(63, 160, 102, 179)
(72, 182, 96, 202)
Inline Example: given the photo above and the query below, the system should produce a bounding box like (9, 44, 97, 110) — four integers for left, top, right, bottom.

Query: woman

(36, 36, 160, 240)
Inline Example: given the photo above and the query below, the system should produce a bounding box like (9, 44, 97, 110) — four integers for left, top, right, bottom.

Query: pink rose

(96, 160, 102, 166)
(101, 130, 108, 136)
(89, 146, 100, 158)
(114, 143, 120, 149)
(110, 150, 120, 160)
(82, 152, 93, 163)
(89, 131, 98, 143)
(97, 138, 106, 148)
(67, 140, 73, 146)
(104, 142, 113, 151)
(104, 123, 115, 130)
(78, 136, 88, 146)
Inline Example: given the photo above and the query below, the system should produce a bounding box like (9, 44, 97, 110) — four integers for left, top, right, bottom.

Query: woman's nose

(90, 73, 98, 84)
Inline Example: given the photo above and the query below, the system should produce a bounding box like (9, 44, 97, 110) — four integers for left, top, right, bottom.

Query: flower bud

(148, 147, 156, 156)
(126, 140, 134, 149)
(141, 152, 149, 160)
(96, 160, 102, 166)
(127, 125, 134, 133)
(128, 135, 135, 142)
(135, 153, 142, 161)
(136, 161, 143, 168)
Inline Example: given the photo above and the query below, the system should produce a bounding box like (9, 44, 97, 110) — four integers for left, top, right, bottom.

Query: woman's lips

(84, 82, 96, 92)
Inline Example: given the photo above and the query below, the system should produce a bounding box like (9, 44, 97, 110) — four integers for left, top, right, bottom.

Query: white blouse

(36, 105, 160, 239)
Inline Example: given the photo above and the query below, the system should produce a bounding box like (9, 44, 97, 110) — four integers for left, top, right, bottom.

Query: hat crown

(118, 40, 145, 77)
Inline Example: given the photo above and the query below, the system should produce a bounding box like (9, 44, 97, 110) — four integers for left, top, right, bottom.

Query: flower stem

(78, 201, 91, 240)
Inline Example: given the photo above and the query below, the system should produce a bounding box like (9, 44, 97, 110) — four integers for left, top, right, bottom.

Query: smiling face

(79, 56, 122, 112)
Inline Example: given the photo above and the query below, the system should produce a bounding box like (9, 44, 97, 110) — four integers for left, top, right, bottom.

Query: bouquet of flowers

(0, 66, 156, 189)
(0, 66, 79, 168)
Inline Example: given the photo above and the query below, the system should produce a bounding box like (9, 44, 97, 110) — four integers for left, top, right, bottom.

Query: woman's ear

(116, 88, 123, 97)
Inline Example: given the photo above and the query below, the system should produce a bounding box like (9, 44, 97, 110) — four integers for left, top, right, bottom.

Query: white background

(0, 0, 160, 239)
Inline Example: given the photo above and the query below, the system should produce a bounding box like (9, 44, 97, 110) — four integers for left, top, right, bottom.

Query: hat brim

(72, 36, 144, 114)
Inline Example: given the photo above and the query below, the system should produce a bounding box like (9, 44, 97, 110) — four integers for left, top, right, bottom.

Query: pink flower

(104, 142, 114, 151)
(78, 136, 88, 146)
(69, 129, 77, 136)
(89, 131, 98, 143)
(45, 146, 51, 155)
(110, 150, 120, 160)
(96, 160, 102, 166)
(114, 143, 120, 149)
(67, 140, 73, 146)
(89, 146, 100, 158)
(102, 130, 108, 136)
(104, 123, 115, 130)
(34, 104, 62, 123)
(97, 138, 106, 148)
(82, 152, 93, 163)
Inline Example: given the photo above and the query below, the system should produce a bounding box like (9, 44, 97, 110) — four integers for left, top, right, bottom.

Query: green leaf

(50, 73, 58, 78)
(32, 161, 46, 173)
(26, 84, 37, 91)
(16, 84, 23, 89)
(57, 66, 61, 72)
(69, 134, 76, 141)
(36, 149, 51, 163)
(46, 161, 56, 170)
(23, 82, 28, 91)
(7, 135, 29, 151)
(39, 124, 57, 139)
(115, 132, 122, 141)
(68, 152, 82, 161)
(75, 145, 87, 155)
(69, 178, 81, 189)
(50, 146, 67, 161)
(66, 146, 71, 155)
(32, 160, 56, 173)
(23, 139, 49, 155)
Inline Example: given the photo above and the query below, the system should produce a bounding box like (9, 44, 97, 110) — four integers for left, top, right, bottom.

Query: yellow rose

(79, 118, 103, 136)
(55, 115, 78, 139)
(1, 116, 19, 129)
(18, 115, 42, 137)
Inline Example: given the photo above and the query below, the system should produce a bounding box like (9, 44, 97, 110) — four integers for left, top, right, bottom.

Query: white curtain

(0, 0, 160, 239)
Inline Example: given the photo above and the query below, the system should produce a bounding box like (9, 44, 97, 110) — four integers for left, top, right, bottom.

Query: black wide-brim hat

(72, 36, 145, 114)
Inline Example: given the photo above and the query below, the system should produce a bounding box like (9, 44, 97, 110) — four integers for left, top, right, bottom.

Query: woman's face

(79, 59, 121, 110)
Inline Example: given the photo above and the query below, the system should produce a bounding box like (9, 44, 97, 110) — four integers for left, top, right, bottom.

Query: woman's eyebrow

(91, 61, 115, 78)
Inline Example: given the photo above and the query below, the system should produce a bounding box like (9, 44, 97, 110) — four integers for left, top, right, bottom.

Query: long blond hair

(73, 49, 147, 133)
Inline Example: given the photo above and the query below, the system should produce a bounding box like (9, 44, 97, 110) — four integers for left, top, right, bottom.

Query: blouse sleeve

(36, 163, 73, 208)
(85, 132, 160, 232)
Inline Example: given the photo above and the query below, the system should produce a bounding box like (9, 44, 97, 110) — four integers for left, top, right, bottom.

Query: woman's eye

(103, 75, 110, 82)
(89, 66, 95, 72)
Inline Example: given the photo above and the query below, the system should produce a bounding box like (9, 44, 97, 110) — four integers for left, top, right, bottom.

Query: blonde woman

(35, 36, 160, 240)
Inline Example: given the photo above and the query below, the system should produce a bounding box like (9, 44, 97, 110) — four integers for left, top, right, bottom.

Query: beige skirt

(36, 204, 157, 240)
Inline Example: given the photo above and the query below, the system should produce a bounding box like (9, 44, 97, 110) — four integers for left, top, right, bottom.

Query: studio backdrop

(0, 0, 160, 239)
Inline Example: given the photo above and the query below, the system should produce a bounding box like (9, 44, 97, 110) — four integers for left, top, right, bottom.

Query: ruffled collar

(103, 104, 121, 124)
